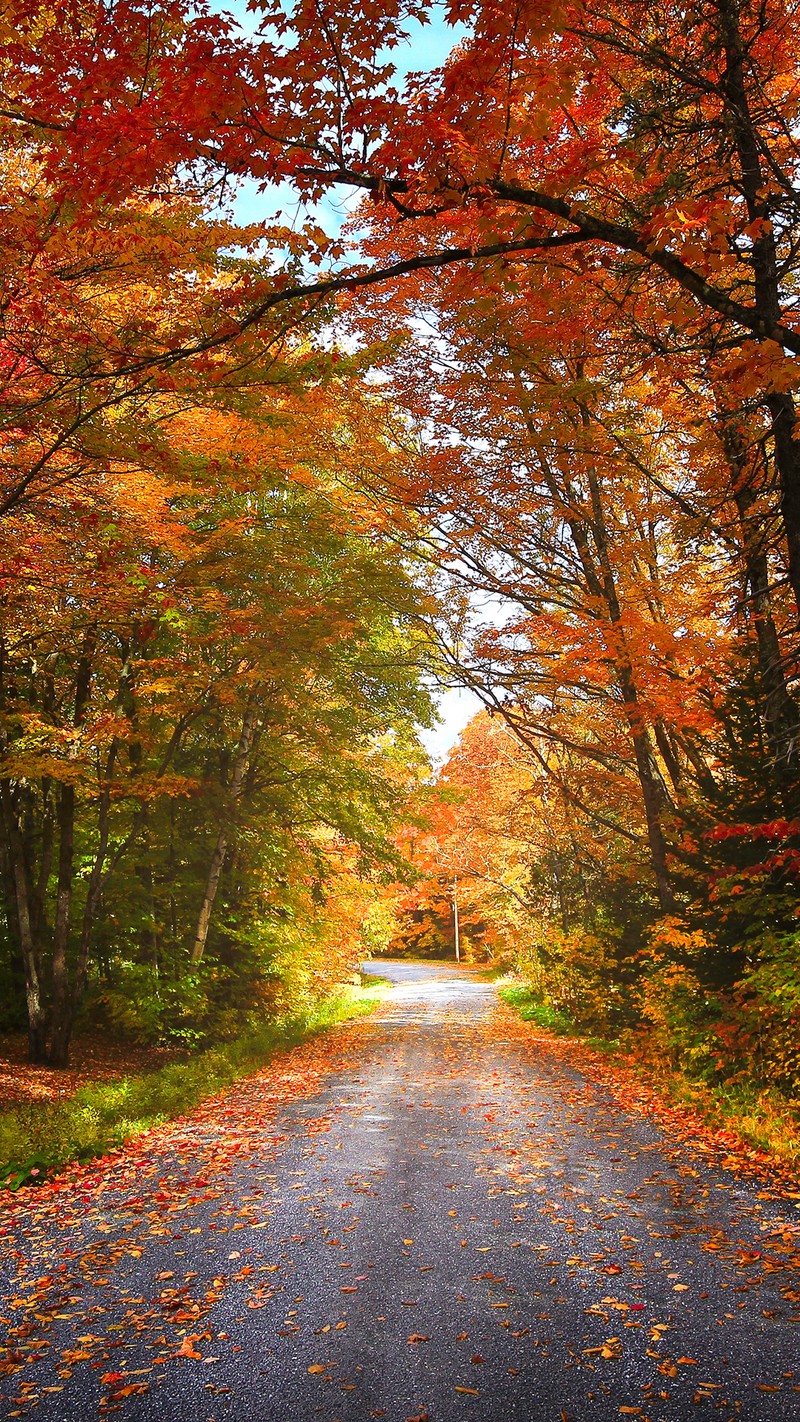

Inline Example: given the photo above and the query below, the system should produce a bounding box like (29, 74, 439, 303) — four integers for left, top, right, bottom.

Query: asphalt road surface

(2, 960, 799, 1422)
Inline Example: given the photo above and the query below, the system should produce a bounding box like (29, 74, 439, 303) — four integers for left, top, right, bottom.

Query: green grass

(0, 980, 387, 1191)
(358, 967, 393, 987)
(497, 984, 575, 1035)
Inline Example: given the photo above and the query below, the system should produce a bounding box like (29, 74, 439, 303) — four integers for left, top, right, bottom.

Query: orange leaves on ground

(174, 1336, 203, 1360)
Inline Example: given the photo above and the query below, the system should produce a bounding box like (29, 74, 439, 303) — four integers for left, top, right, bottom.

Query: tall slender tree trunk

(575, 408, 677, 909)
(47, 634, 95, 1067)
(572, 503, 675, 910)
(719, 417, 800, 809)
(191, 695, 260, 965)
(0, 781, 49, 1060)
(47, 783, 77, 1067)
(519, 387, 676, 909)
(717, 0, 800, 615)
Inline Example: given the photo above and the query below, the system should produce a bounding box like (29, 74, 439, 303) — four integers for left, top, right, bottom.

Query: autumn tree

(0, 343, 433, 1064)
(4, 3, 798, 522)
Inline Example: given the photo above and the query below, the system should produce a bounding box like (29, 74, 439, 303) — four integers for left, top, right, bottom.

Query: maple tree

(3, 22, 800, 1422)
(4, 4, 798, 456)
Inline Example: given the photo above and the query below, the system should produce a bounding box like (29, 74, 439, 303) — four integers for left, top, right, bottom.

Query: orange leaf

(175, 1337, 202, 1360)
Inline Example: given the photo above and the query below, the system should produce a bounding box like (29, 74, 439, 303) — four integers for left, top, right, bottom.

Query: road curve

(1, 960, 799, 1422)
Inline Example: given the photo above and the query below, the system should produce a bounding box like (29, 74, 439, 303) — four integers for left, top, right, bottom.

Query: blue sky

(217, 3, 467, 235)
(421, 685, 483, 763)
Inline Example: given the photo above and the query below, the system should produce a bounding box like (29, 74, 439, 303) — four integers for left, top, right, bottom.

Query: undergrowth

(0, 979, 386, 1191)
(497, 984, 575, 1035)
(499, 978, 800, 1172)
(632, 1053, 800, 1172)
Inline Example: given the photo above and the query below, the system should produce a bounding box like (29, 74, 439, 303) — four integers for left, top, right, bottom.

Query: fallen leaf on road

(175, 1337, 202, 1360)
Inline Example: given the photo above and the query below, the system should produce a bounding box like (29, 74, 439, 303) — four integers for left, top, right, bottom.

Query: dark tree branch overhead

(290, 167, 800, 354)
(97, 220, 800, 385)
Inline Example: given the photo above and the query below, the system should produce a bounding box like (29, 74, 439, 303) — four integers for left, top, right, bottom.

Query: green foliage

(731, 933, 800, 1093)
(0, 981, 384, 1190)
(0, 349, 436, 1065)
(513, 924, 635, 1035)
(498, 984, 574, 1035)
(632, 917, 800, 1099)
(82, 956, 280, 1050)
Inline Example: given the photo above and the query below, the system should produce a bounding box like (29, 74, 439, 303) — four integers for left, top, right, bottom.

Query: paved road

(1, 961, 799, 1421)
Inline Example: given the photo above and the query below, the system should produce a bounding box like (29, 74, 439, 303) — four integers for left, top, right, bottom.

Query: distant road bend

(1, 960, 799, 1421)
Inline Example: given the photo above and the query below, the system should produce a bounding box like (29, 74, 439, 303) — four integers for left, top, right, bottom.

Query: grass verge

(0, 979, 386, 1192)
(497, 983, 575, 1035)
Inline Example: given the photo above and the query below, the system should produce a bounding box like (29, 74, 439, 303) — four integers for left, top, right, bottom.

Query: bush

(729, 932, 800, 1093)
(513, 925, 632, 1034)
(80, 958, 286, 1050)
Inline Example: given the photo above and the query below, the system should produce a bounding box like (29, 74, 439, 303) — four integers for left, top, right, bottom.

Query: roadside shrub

(729, 932, 800, 1093)
(636, 918, 727, 1080)
(515, 925, 630, 1034)
(82, 957, 283, 1050)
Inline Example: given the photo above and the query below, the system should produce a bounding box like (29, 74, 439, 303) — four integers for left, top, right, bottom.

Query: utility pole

(453, 879, 460, 963)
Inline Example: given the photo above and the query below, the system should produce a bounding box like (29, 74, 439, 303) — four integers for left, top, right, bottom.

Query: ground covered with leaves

(0, 987, 383, 1191)
(0, 1037, 180, 1110)
(1, 963, 798, 1422)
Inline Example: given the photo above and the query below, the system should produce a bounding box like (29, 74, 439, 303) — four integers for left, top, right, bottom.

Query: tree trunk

(190, 695, 260, 965)
(46, 633, 95, 1067)
(717, 0, 800, 614)
(47, 783, 76, 1067)
(578, 410, 676, 909)
(519, 387, 676, 908)
(0, 780, 50, 1060)
(719, 416, 800, 809)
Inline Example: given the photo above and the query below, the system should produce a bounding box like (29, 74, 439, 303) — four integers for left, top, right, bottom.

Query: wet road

(1, 960, 799, 1421)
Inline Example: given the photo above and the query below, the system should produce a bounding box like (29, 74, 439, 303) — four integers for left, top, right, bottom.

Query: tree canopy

(1, 0, 799, 1095)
